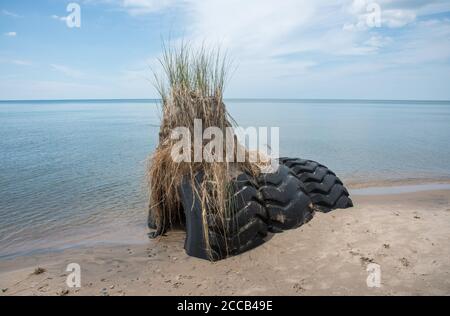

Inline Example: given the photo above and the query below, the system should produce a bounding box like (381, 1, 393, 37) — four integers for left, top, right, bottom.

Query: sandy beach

(1, 187, 449, 296)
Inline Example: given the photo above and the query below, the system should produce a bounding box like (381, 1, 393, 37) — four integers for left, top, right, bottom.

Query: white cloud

(11, 60, 32, 66)
(382, 19, 450, 65)
(4, 31, 17, 37)
(365, 35, 393, 48)
(5, 0, 450, 99)
(0, 58, 32, 66)
(0, 79, 110, 100)
(52, 15, 68, 22)
(112, 0, 450, 99)
(120, 0, 179, 15)
(346, 0, 416, 30)
(50, 64, 84, 78)
(185, 0, 316, 52)
(2, 9, 22, 18)
(382, 9, 416, 28)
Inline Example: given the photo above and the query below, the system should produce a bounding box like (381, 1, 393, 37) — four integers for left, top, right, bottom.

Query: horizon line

(0, 98, 450, 103)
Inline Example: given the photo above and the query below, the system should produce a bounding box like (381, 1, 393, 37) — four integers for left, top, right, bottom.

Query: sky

(0, 0, 450, 100)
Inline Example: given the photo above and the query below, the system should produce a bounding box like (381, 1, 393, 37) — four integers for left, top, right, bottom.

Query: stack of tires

(149, 157, 353, 261)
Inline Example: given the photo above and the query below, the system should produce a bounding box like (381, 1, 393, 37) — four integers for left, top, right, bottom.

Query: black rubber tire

(147, 209, 157, 230)
(180, 172, 268, 261)
(257, 165, 314, 231)
(147, 199, 185, 238)
(279, 157, 353, 212)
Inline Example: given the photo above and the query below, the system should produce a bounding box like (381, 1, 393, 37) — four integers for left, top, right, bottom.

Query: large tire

(279, 157, 353, 212)
(180, 172, 268, 261)
(147, 198, 185, 238)
(257, 165, 314, 231)
(147, 209, 157, 230)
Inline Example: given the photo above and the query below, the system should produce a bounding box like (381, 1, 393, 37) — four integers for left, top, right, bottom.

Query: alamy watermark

(66, 3, 81, 28)
(66, 263, 81, 288)
(366, 263, 381, 288)
(170, 119, 280, 173)
(344, 1, 382, 30)
(366, 2, 381, 28)
(53, 3, 81, 28)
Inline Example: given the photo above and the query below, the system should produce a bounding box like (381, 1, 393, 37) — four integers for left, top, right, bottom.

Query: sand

(1, 189, 449, 296)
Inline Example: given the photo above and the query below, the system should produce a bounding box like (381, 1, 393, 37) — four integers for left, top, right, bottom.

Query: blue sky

(1, 0, 450, 100)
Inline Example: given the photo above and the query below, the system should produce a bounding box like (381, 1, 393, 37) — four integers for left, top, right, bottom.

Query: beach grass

(147, 41, 259, 259)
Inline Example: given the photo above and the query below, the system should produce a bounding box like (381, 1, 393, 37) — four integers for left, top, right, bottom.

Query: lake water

(1, 99, 450, 258)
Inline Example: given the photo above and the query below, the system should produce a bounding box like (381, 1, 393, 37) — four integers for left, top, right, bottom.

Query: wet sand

(1, 189, 449, 296)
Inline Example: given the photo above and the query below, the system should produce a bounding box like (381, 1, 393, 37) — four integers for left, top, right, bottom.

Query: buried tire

(147, 209, 157, 230)
(257, 165, 314, 232)
(180, 166, 315, 261)
(279, 157, 353, 212)
(180, 172, 268, 261)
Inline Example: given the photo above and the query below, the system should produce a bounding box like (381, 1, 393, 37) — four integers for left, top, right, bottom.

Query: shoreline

(1, 187, 450, 295)
(1, 179, 450, 261)
(346, 177, 450, 189)
(350, 183, 450, 196)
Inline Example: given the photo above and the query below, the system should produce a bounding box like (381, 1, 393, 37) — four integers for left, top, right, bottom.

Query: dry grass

(32, 267, 46, 275)
(147, 42, 261, 258)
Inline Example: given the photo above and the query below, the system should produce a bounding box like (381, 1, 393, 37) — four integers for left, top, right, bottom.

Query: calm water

(1, 99, 450, 258)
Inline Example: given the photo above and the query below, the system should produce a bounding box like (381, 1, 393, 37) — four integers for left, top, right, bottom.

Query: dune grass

(147, 42, 260, 259)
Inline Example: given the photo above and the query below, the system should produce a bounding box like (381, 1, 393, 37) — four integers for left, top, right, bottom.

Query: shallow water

(351, 183, 450, 196)
(1, 99, 450, 258)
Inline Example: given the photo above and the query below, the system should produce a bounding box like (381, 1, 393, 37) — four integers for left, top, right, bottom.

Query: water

(1, 99, 450, 258)
(351, 183, 450, 196)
